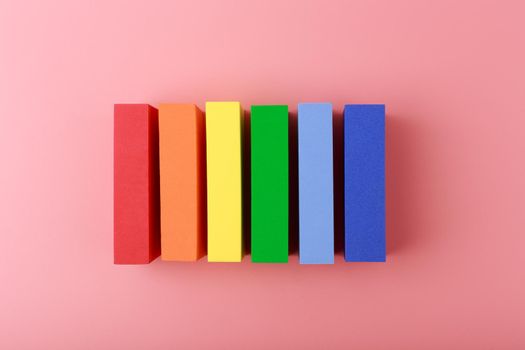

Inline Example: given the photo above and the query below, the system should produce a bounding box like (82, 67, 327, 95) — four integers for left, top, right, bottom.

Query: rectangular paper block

(251, 105, 289, 263)
(344, 104, 385, 262)
(159, 104, 206, 261)
(205, 102, 243, 262)
(114, 104, 160, 264)
(298, 103, 334, 264)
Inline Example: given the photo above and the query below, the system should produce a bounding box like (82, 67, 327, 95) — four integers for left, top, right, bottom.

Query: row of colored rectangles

(114, 102, 384, 264)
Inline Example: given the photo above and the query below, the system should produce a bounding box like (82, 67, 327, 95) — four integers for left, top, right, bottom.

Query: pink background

(1, 0, 525, 348)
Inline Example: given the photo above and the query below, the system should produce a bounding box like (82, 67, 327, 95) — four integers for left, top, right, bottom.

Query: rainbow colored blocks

(114, 101, 386, 265)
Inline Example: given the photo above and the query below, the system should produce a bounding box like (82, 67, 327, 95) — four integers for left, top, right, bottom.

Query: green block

(251, 105, 289, 263)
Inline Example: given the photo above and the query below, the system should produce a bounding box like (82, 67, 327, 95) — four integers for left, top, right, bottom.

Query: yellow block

(205, 102, 243, 262)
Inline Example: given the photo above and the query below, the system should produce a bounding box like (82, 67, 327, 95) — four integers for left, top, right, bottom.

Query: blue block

(298, 103, 334, 264)
(344, 104, 385, 262)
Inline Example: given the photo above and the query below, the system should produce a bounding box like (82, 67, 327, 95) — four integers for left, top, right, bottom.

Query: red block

(114, 104, 160, 264)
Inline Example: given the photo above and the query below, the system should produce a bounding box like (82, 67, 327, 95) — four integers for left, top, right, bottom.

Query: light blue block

(298, 103, 334, 264)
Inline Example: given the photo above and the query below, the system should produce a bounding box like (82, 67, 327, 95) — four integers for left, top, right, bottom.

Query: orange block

(159, 104, 206, 261)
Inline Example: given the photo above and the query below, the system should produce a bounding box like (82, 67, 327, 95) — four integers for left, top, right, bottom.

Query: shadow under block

(159, 104, 206, 261)
(298, 103, 334, 264)
(114, 104, 160, 264)
(205, 102, 243, 262)
(250, 105, 289, 263)
(344, 104, 385, 262)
